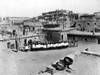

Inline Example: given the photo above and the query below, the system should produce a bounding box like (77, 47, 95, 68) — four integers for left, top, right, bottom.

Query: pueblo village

(0, 2, 100, 75)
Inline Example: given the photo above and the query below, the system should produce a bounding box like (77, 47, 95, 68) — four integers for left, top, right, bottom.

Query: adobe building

(66, 14, 100, 45)
(0, 34, 19, 51)
(23, 18, 43, 35)
(43, 28, 75, 43)
(18, 18, 46, 47)
(67, 30, 100, 44)
(74, 14, 100, 33)
(76, 19, 97, 32)
(67, 13, 80, 27)
(41, 10, 72, 43)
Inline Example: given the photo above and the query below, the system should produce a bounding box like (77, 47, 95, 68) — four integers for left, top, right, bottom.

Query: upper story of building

(38, 10, 73, 29)
(0, 17, 30, 25)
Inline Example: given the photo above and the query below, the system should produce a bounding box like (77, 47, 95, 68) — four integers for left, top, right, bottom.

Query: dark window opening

(73, 37, 75, 40)
(62, 35, 63, 41)
(71, 22, 76, 27)
(24, 39, 27, 45)
(87, 23, 90, 25)
(28, 39, 33, 45)
(13, 30, 16, 36)
(33, 27, 35, 31)
(94, 23, 96, 25)
(78, 24, 81, 26)
(49, 34, 52, 37)
(3, 18, 5, 21)
(7, 42, 10, 48)
(85, 38, 87, 42)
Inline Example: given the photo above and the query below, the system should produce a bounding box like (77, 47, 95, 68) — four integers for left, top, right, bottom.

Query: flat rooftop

(68, 30, 100, 37)
(43, 28, 76, 32)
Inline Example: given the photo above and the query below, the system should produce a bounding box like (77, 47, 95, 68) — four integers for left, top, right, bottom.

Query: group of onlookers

(24, 42, 69, 51)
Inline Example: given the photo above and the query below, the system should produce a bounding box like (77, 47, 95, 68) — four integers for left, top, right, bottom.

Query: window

(94, 23, 96, 25)
(87, 23, 90, 25)
(49, 35, 52, 37)
(7, 42, 10, 48)
(78, 24, 81, 26)
(12, 30, 16, 36)
(62, 35, 63, 41)
(33, 27, 35, 31)
(28, 39, 33, 45)
(3, 18, 5, 21)
(85, 38, 87, 42)
(11, 44, 15, 49)
(24, 39, 27, 45)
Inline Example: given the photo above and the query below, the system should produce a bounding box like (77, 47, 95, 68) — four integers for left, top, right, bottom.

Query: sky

(0, 0, 100, 17)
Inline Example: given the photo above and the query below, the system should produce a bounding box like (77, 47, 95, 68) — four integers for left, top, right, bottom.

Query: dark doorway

(98, 38, 100, 44)
(62, 35, 63, 41)
(28, 39, 33, 45)
(15, 40, 18, 49)
(7, 42, 10, 48)
(13, 30, 16, 36)
(24, 39, 27, 46)
(85, 38, 87, 42)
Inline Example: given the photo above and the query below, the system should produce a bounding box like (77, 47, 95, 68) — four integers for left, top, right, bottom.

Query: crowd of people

(24, 42, 69, 51)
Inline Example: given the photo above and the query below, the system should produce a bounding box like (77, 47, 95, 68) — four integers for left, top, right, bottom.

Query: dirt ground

(0, 42, 100, 75)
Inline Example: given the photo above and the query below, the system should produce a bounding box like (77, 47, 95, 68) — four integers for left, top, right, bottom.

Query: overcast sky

(0, 0, 100, 17)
